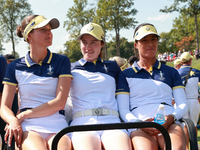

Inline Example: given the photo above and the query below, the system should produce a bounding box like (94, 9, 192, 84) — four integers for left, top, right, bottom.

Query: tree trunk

(116, 31, 120, 56)
(194, 14, 199, 52)
(11, 36, 15, 58)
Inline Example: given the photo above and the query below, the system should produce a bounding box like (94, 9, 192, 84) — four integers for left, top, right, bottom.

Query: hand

(140, 118, 160, 136)
(16, 111, 26, 123)
(4, 119, 23, 148)
(162, 114, 174, 129)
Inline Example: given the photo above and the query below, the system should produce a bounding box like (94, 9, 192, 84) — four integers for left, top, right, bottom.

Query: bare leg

(47, 134, 72, 150)
(131, 130, 158, 150)
(184, 125, 189, 150)
(158, 123, 186, 150)
(102, 130, 132, 150)
(72, 133, 101, 150)
(21, 131, 47, 150)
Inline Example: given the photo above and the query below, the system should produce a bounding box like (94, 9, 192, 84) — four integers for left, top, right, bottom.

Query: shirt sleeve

(172, 68, 184, 89)
(3, 61, 17, 86)
(59, 55, 73, 78)
(116, 71, 130, 95)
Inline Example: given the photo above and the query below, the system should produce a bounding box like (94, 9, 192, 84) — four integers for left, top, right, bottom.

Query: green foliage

(63, 0, 95, 40)
(93, 0, 138, 56)
(63, 0, 138, 61)
(0, 0, 32, 57)
(172, 12, 197, 40)
(107, 37, 134, 60)
(63, 40, 82, 63)
(0, 33, 5, 54)
(160, 0, 200, 15)
(160, 0, 200, 50)
(158, 31, 179, 54)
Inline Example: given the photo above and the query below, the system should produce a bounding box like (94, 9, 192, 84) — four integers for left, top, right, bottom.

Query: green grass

(166, 58, 200, 70)
(198, 128, 200, 146)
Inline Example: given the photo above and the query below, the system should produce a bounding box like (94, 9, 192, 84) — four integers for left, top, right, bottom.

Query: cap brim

(34, 18, 60, 29)
(77, 33, 102, 41)
(135, 32, 160, 41)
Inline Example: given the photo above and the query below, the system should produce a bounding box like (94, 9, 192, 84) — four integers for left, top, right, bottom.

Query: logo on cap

(146, 26, 150, 31)
(86, 23, 94, 32)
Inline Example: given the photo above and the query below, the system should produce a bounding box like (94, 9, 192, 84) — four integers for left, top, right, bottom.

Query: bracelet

(135, 119, 142, 122)
(170, 114, 177, 123)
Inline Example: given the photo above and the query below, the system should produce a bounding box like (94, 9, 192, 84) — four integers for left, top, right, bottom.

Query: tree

(63, 0, 95, 40)
(158, 31, 179, 54)
(93, 1, 111, 60)
(107, 37, 134, 59)
(160, 0, 200, 52)
(174, 35, 195, 51)
(0, 33, 5, 55)
(63, 40, 82, 63)
(0, 0, 32, 58)
(63, 0, 96, 61)
(95, 0, 137, 56)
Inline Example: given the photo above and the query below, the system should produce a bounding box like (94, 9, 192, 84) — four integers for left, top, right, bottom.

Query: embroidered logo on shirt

(190, 71, 195, 76)
(47, 65, 54, 76)
(159, 71, 165, 80)
(103, 64, 108, 73)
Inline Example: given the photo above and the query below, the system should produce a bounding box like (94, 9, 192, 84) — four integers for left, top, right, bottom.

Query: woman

(109, 56, 128, 71)
(1, 15, 72, 150)
(116, 23, 188, 150)
(68, 22, 132, 150)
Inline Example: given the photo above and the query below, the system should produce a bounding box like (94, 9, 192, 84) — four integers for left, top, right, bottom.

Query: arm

(163, 88, 188, 129)
(117, 94, 159, 135)
(17, 77, 71, 122)
(171, 88, 188, 120)
(117, 94, 138, 122)
(1, 84, 22, 147)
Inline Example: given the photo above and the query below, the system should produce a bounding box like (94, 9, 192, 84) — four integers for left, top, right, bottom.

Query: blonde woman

(1, 15, 72, 150)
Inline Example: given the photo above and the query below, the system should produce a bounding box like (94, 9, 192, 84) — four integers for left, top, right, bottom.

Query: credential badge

(159, 71, 165, 80)
(47, 65, 54, 76)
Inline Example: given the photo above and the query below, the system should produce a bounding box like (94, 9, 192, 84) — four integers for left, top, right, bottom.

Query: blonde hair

(109, 56, 128, 71)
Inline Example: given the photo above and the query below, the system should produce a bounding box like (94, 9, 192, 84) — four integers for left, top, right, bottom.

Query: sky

(2, 0, 180, 58)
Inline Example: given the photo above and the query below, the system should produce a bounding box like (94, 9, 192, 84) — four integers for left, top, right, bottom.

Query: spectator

(128, 55, 138, 66)
(109, 56, 128, 71)
(178, 50, 182, 58)
(1, 15, 72, 149)
(4, 54, 15, 64)
(178, 52, 200, 150)
(174, 58, 182, 70)
(117, 23, 187, 150)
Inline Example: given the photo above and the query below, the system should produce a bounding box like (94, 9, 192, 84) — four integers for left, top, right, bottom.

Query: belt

(72, 108, 119, 120)
(130, 102, 172, 112)
(20, 108, 65, 116)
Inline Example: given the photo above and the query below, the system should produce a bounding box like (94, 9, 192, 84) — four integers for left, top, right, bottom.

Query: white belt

(72, 108, 119, 120)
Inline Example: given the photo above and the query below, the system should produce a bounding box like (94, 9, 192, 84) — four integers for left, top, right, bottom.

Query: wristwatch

(170, 114, 177, 123)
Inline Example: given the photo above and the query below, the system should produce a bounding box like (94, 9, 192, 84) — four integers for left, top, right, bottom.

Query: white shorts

(68, 115, 129, 141)
(183, 99, 199, 126)
(21, 112, 68, 133)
